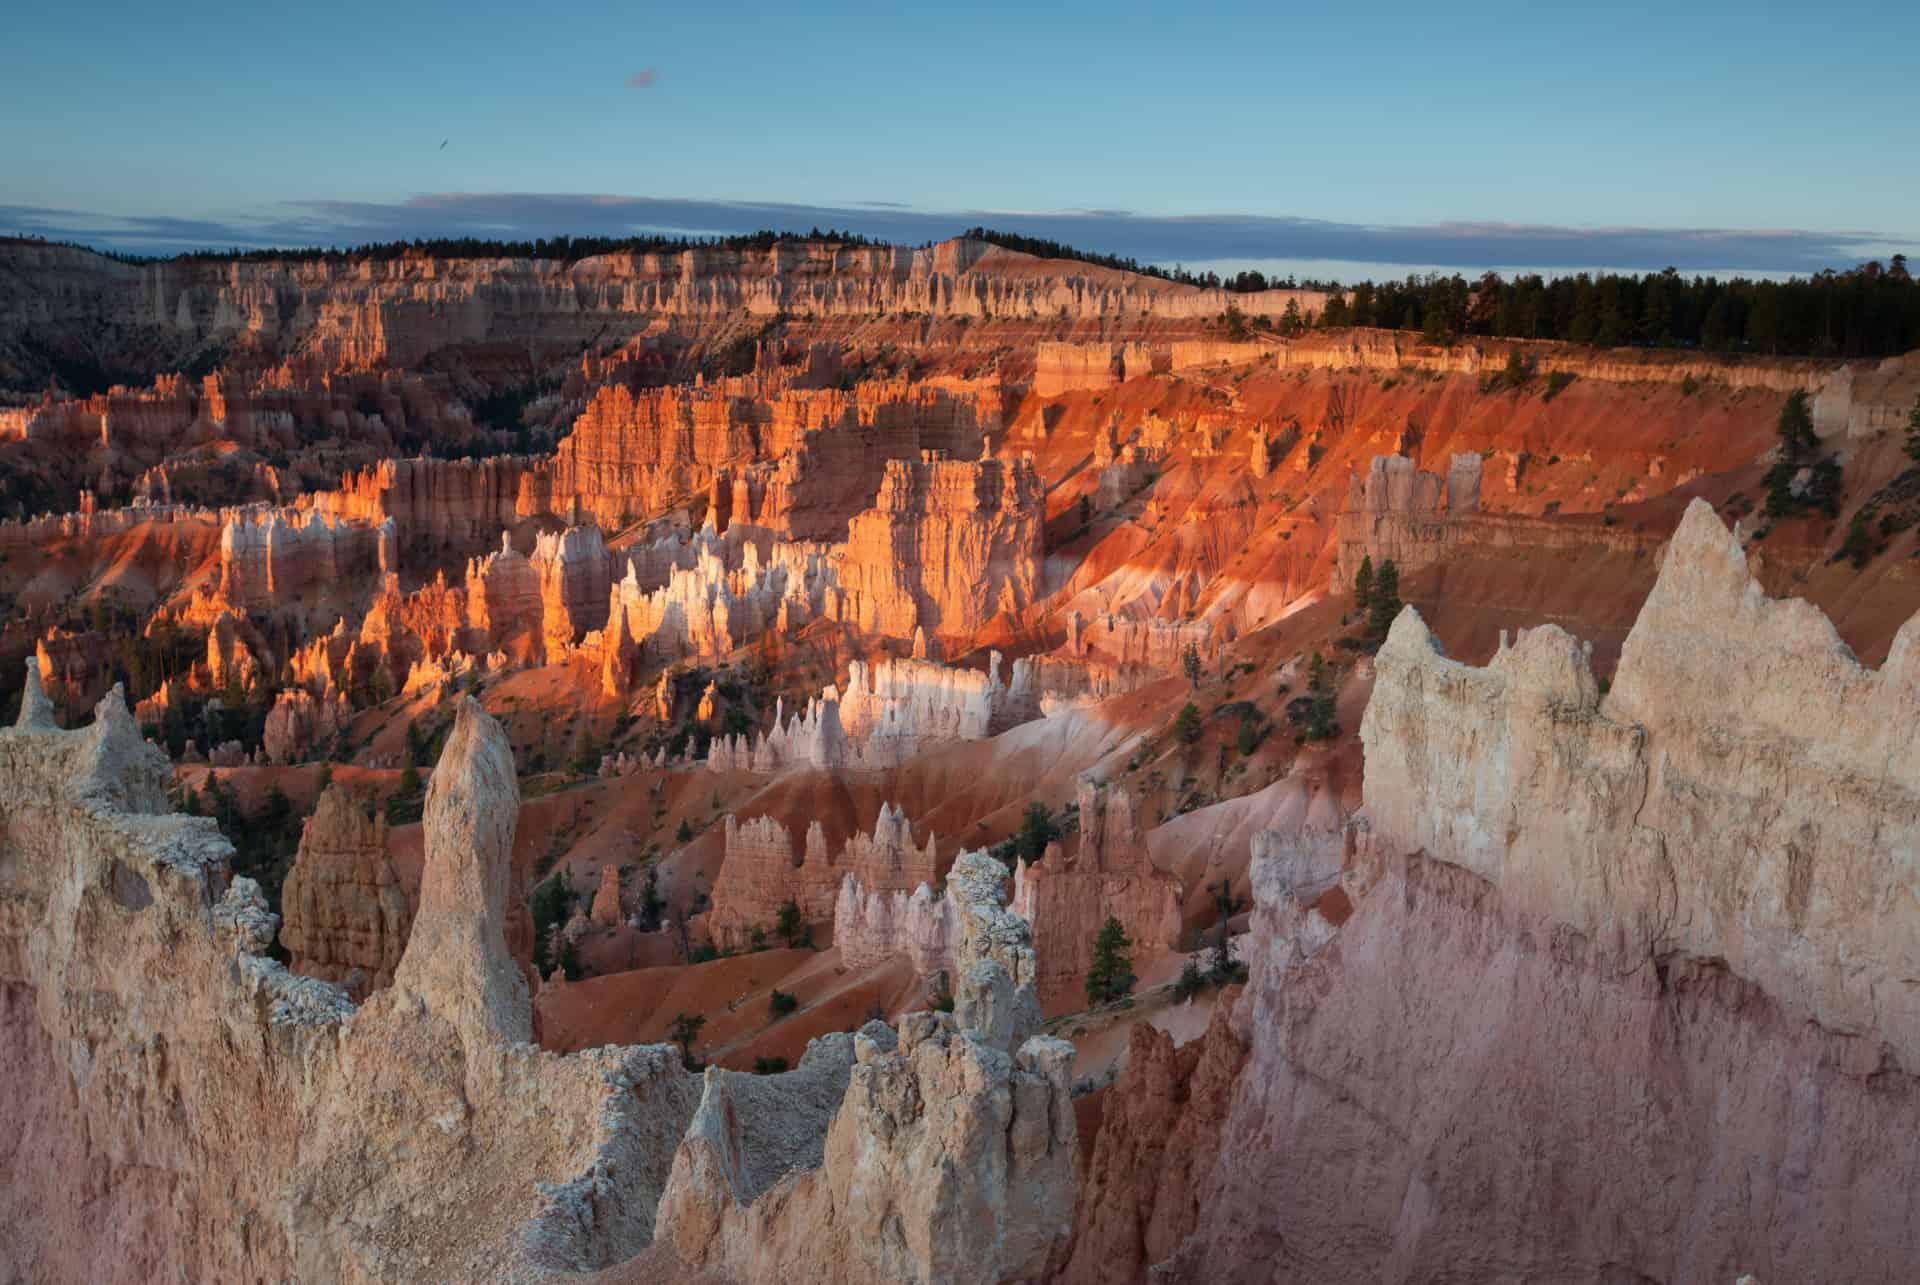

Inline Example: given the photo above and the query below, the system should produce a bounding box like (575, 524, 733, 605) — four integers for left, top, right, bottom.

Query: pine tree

(1182, 642, 1202, 688)
(1906, 395, 1920, 463)
(1206, 879, 1248, 984)
(1502, 348, 1529, 389)
(775, 897, 811, 948)
(1018, 801, 1059, 863)
(669, 1012, 706, 1069)
(1353, 555, 1374, 610)
(1172, 954, 1207, 1000)
(1764, 389, 1822, 517)
(1368, 559, 1402, 640)
(1173, 702, 1201, 744)
(1085, 915, 1137, 1006)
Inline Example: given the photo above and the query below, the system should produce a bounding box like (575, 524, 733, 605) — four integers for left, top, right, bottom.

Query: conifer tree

(1368, 559, 1402, 640)
(1085, 915, 1136, 1006)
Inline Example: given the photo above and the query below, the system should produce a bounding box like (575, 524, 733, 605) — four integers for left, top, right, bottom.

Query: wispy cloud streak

(1, 194, 1903, 275)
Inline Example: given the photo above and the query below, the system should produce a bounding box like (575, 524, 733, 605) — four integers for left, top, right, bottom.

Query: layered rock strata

(830, 451, 1045, 642)
(1, 237, 1331, 373)
(1326, 450, 1662, 592)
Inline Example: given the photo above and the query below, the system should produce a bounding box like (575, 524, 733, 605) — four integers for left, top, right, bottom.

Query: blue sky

(4, 0, 1915, 277)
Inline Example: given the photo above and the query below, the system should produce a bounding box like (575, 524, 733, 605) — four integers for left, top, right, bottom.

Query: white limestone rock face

(388, 696, 529, 1052)
(1364, 498, 1920, 1067)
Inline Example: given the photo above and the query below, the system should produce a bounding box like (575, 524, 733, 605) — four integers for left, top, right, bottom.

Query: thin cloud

(0, 194, 1906, 276)
(624, 69, 658, 89)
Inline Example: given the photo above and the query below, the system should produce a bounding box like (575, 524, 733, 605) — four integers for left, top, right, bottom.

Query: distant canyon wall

(1030, 329, 1905, 409)
(0, 237, 1329, 372)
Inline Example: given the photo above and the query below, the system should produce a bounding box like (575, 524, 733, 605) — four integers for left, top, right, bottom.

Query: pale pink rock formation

(1151, 501, 1920, 1282)
(463, 532, 543, 646)
(710, 801, 951, 954)
(655, 848, 1077, 1284)
(215, 507, 391, 607)
(1064, 611, 1217, 673)
(705, 815, 830, 951)
(834, 874, 958, 975)
(603, 526, 829, 667)
(0, 683, 705, 1282)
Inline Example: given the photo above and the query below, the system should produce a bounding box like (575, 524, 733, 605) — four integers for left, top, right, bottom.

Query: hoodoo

(4, 45, 1919, 1274)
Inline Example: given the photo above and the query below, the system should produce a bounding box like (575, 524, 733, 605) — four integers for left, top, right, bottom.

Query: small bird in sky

(439, 139, 448, 150)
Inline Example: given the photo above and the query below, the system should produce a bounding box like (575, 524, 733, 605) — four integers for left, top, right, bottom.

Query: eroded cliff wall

(1148, 501, 1920, 1283)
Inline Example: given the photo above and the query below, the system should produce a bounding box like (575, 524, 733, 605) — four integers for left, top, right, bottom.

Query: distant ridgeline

(5, 227, 1917, 357)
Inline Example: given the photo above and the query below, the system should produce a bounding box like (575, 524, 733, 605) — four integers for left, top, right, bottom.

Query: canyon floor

(2, 234, 1918, 1282)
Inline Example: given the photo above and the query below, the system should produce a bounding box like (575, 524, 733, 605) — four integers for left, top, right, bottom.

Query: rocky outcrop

(834, 874, 958, 975)
(707, 653, 1038, 775)
(311, 455, 534, 552)
(1056, 994, 1250, 1285)
(216, 507, 393, 607)
(830, 451, 1045, 642)
(1156, 500, 1920, 1282)
(654, 847, 1078, 1284)
(1011, 781, 1183, 1006)
(531, 525, 613, 653)
(1028, 328, 1847, 398)
(603, 525, 829, 672)
(1063, 611, 1216, 675)
(590, 864, 624, 926)
(388, 698, 527, 1050)
(32, 627, 111, 709)
(0, 688, 706, 1282)
(205, 608, 264, 691)
(1364, 499, 1920, 1063)
(1327, 450, 1659, 591)
(280, 786, 410, 1000)
(836, 652, 1040, 746)
(706, 815, 831, 951)
(1326, 452, 1479, 589)
(708, 802, 937, 953)
(262, 686, 350, 764)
